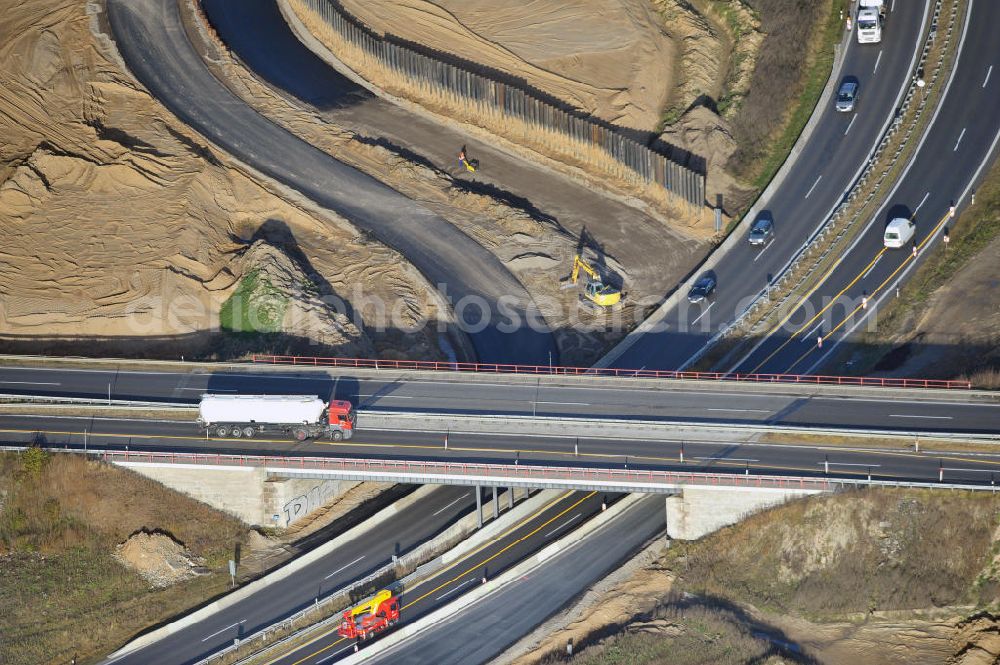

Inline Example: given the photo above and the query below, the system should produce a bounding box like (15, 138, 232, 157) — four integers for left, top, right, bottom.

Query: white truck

(857, 0, 886, 44)
(198, 394, 356, 441)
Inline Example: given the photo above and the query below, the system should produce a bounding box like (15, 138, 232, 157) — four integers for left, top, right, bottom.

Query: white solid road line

(889, 414, 954, 420)
(804, 174, 823, 199)
(536, 401, 589, 406)
(0, 380, 61, 385)
(874, 49, 883, 74)
(544, 513, 582, 539)
(705, 408, 770, 414)
(317, 644, 356, 663)
(201, 619, 246, 642)
(181, 387, 233, 391)
(691, 302, 714, 325)
(432, 493, 472, 517)
(694, 456, 759, 463)
(325, 555, 366, 580)
(805, 321, 824, 341)
(985, 65, 994, 87)
(844, 114, 858, 136)
(954, 127, 967, 151)
(358, 394, 412, 399)
(914, 191, 931, 213)
(752, 239, 775, 262)
(861, 254, 884, 279)
(435, 578, 474, 601)
(819, 461, 882, 467)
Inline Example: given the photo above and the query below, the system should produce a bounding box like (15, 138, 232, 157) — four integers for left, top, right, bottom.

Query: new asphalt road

(734, 0, 1000, 376)
(266, 491, 620, 665)
(610, 0, 933, 370)
(358, 495, 665, 665)
(102, 485, 476, 665)
(1, 364, 997, 434)
(104, 0, 556, 366)
(0, 365, 1000, 433)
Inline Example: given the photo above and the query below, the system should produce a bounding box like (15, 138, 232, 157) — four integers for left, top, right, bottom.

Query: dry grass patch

(543, 604, 801, 665)
(0, 450, 251, 665)
(730, 0, 849, 189)
(668, 489, 1000, 618)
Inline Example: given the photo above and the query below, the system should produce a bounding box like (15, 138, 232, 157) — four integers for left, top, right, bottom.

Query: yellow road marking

(750, 249, 887, 373)
(400, 491, 596, 610)
(783, 209, 953, 373)
(275, 491, 587, 665)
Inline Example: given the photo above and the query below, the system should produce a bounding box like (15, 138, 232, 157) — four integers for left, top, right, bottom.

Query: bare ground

(0, 448, 399, 664)
(0, 0, 447, 361)
(504, 489, 1000, 665)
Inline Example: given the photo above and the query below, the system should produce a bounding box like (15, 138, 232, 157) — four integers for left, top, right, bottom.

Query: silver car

(836, 80, 859, 112)
(748, 218, 774, 246)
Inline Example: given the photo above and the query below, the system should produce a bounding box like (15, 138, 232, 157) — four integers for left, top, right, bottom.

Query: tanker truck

(198, 394, 355, 441)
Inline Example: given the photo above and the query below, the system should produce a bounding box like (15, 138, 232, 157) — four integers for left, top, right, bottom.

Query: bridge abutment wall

(118, 462, 359, 527)
(666, 486, 822, 540)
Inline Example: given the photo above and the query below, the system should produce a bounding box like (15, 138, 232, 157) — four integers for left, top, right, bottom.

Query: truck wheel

(243, 426, 255, 438)
(293, 428, 308, 441)
(231, 427, 242, 438)
(215, 426, 229, 438)
(331, 430, 343, 441)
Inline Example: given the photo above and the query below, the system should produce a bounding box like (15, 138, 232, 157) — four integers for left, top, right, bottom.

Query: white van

(884, 217, 915, 248)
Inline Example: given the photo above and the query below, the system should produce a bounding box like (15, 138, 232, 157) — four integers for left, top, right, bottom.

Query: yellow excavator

(566, 254, 622, 307)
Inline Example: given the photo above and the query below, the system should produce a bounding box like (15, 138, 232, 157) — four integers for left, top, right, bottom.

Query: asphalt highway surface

(10, 410, 1000, 487)
(266, 491, 616, 665)
(612, 1, 930, 370)
(102, 485, 476, 665)
(104, 0, 556, 366)
(361, 495, 665, 665)
(735, 0, 1000, 376)
(0, 364, 995, 434)
(79, 1, 998, 663)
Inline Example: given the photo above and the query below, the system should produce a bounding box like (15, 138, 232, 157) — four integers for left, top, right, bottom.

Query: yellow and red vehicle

(338, 590, 400, 642)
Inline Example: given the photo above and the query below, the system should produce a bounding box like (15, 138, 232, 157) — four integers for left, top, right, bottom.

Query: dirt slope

(0, 0, 444, 360)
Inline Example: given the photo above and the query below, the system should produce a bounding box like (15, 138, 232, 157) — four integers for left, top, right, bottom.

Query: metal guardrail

(292, 0, 705, 207)
(86, 449, 998, 493)
(252, 354, 971, 389)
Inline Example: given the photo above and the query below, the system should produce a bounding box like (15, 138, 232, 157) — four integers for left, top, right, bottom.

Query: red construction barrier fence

(251, 355, 971, 390)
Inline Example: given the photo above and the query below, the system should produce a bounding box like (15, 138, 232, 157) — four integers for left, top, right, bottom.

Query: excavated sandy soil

(0, 0, 445, 360)
(334, 0, 759, 212)
(338, 0, 675, 133)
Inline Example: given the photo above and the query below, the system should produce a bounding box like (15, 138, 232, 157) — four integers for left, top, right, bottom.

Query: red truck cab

(327, 399, 356, 439)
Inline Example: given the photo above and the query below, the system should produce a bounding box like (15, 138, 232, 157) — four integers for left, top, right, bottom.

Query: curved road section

(736, 0, 1000, 375)
(105, 0, 556, 366)
(606, 1, 929, 370)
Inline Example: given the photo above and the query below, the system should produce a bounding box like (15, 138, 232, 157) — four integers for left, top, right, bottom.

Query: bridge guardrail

(252, 354, 971, 389)
(72, 448, 996, 493)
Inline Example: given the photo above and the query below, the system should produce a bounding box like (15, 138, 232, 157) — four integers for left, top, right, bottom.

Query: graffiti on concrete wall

(282, 480, 341, 525)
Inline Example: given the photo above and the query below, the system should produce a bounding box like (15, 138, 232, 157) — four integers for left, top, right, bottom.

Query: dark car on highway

(748, 217, 774, 246)
(687, 274, 716, 304)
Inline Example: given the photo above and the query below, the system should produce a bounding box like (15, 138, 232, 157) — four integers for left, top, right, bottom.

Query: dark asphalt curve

(104, 485, 476, 665)
(104, 0, 556, 365)
(611, 1, 930, 370)
(361, 495, 664, 665)
(269, 491, 613, 665)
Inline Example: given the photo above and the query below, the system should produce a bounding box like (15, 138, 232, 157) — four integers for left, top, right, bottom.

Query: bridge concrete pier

(118, 461, 360, 528)
(665, 486, 822, 540)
